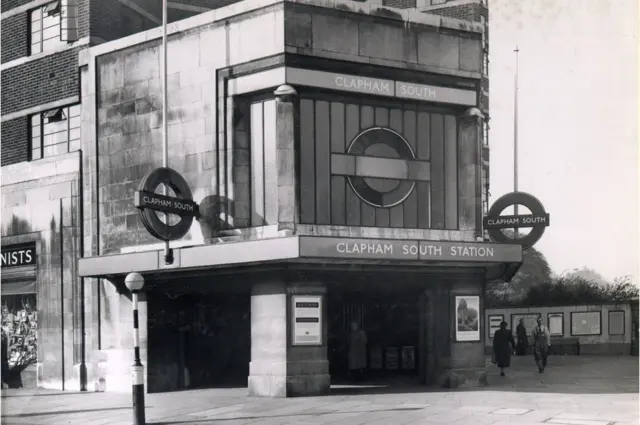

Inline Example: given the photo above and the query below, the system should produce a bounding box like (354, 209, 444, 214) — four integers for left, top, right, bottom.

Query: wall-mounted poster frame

(510, 313, 541, 337)
(547, 312, 564, 336)
(488, 314, 503, 339)
(608, 310, 625, 336)
(455, 295, 480, 342)
(570, 311, 602, 336)
(291, 295, 323, 346)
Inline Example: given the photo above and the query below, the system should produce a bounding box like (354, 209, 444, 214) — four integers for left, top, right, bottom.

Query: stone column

(274, 85, 297, 232)
(248, 275, 330, 397)
(285, 281, 330, 396)
(458, 108, 484, 238)
(248, 279, 288, 397)
(445, 277, 487, 388)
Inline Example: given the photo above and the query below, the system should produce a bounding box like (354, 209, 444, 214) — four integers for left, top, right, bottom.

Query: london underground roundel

(346, 127, 429, 208)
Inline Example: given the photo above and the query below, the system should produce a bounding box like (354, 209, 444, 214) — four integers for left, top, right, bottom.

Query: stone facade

(1, 152, 83, 390)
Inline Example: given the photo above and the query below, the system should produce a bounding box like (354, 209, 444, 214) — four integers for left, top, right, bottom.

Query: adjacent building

(1, 0, 505, 396)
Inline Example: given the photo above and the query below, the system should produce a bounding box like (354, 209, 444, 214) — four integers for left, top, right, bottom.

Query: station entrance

(327, 276, 427, 386)
(146, 278, 251, 393)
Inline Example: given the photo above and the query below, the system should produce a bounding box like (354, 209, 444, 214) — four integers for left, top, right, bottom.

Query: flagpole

(161, 0, 171, 264)
(513, 46, 519, 218)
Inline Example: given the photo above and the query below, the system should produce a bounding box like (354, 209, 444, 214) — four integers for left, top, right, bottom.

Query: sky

(488, 0, 639, 283)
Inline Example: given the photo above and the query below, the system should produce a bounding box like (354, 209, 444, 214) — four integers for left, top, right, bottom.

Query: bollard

(126, 273, 146, 425)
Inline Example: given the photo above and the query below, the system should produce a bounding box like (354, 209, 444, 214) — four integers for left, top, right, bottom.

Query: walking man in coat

(532, 316, 551, 373)
(493, 321, 516, 377)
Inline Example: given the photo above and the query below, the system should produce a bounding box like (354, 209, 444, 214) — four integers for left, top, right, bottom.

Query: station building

(2, 0, 509, 396)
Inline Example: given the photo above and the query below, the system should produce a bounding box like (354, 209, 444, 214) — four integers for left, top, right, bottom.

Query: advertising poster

(488, 315, 503, 339)
(455, 296, 480, 342)
(385, 347, 399, 370)
(369, 346, 383, 370)
(401, 346, 415, 370)
(292, 295, 322, 345)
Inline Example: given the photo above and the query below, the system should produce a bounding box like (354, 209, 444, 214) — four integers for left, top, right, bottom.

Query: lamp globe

(125, 272, 145, 292)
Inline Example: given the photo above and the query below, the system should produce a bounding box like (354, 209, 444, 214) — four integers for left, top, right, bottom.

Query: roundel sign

(134, 167, 199, 242)
(483, 192, 550, 249)
(345, 127, 429, 208)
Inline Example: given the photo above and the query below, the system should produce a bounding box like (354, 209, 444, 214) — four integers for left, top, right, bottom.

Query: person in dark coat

(516, 318, 528, 356)
(1, 330, 9, 388)
(493, 321, 516, 377)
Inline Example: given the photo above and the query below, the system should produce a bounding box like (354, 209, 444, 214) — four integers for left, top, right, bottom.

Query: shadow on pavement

(2, 406, 131, 418)
(151, 406, 424, 425)
(326, 355, 639, 396)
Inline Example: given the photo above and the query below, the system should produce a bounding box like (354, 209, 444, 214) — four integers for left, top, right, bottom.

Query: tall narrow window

(30, 105, 81, 160)
(30, 1, 62, 55)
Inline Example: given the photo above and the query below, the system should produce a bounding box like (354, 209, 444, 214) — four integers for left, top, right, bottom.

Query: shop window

(1, 294, 38, 378)
(30, 104, 81, 160)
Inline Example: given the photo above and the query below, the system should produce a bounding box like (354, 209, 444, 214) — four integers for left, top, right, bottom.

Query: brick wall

(1, 0, 33, 11)
(427, 3, 487, 23)
(1, 117, 29, 166)
(1, 48, 80, 116)
(1, 14, 28, 64)
(382, 0, 417, 9)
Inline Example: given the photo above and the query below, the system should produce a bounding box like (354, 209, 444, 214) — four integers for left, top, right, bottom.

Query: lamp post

(125, 272, 146, 425)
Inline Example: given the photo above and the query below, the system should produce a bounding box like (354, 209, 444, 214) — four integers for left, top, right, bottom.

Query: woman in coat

(493, 321, 516, 377)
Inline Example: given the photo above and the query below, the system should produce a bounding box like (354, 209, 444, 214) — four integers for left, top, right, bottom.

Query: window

(483, 53, 489, 76)
(30, 1, 62, 55)
(30, 105, 81, 160)
(483, 122, 489, 146)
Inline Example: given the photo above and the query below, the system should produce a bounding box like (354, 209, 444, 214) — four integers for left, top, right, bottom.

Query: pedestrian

(1, 329, 9, 388)
(516, 318, 528, 356)
(492, 321, 516, 377)
(532, 316, 551, 373)
(348, 321, 367, 382)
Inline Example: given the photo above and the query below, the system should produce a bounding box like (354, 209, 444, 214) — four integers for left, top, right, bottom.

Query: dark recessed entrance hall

(326, 274, 428, 387)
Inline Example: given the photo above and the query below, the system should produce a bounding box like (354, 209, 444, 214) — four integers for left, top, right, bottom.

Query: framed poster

(455, 296, 480, 342)
(488, 315, 504, 339)
(608, 310, 625, 336)
(385, 347, 399, 370)
(369, 346, 383, 369)
(548, 313, 564, 336)
(401, 346, 415, 370)
(292, 295, 323, 346)
(570, 311, 601, 336)
(511, 313, 541, 337)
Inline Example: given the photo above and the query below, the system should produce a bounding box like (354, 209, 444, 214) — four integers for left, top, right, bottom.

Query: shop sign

(286, 68, 477, 106)
(1, 243, 36, 268)
(134, 167, 199, 242)
(292, 295, 322, 346)
(483, 192, 550, 249)
(298, 236, 522, 263)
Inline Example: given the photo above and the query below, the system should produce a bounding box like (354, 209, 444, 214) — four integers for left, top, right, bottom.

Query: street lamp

(125, 272, 146, 425)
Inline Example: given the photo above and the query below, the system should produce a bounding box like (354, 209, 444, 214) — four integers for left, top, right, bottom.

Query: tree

(564, 267, 611, 287)
(486, 244, 552, 306)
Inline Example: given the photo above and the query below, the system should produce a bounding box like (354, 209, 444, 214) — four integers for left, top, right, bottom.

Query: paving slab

(1, 355, 637, 425)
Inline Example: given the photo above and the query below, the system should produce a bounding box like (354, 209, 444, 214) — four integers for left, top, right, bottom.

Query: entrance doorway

(328, 285, 423, 386)
(147, 290, 250, 392)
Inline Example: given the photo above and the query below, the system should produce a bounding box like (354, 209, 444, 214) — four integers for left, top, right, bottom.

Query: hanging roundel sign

(345, 127, 430, 208)
(483, 192, 550, 249)
(134, 167, 199, 242)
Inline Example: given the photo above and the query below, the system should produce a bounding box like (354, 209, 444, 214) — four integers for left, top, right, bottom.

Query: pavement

(1, 355, 638, 425)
